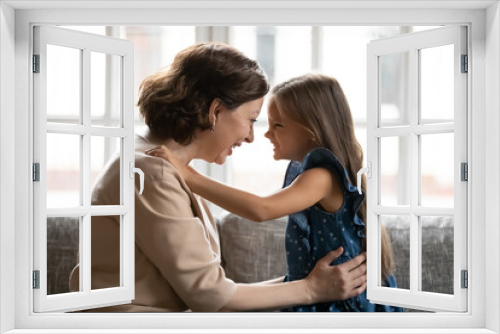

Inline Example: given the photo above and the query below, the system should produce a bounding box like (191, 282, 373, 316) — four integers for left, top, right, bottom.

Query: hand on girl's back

(305, 247, 367, 303)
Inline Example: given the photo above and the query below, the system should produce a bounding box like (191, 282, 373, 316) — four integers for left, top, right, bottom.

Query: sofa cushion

(47, 217, 80, 295)
(217, 213, 287, 283)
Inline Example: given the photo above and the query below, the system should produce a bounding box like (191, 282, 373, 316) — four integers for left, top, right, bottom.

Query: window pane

(380, 136, 410, 206)
(420, 45, 454, 124)
(420, 133, 454, 207)
(47, 216, 81, 294)
(91, 52, 122, 128)
(381, 215, 410, 290)
(120, 26, 196, 123)
(229, 26, 257, 60)
(274, 26, 312, 85)
(47, 44, 81, 124)
(380, 51, 410, 127)
(323, 26, 384, 122)
(91, 215, 121, 290)
(91, 137, 121, 205)
(420, 216, 454, 294)
(47, 133, 80, 208)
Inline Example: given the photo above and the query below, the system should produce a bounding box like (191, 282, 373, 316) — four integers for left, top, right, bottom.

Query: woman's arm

(146, 146, 336, 222)
(219, 248, 367, 312)
(251, 276, 286, 286)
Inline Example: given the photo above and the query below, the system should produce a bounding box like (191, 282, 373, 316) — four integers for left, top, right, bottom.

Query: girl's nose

(264, 129, 271, 139)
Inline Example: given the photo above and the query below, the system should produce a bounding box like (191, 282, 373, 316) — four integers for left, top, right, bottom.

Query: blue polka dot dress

(281, 148, 403, 312)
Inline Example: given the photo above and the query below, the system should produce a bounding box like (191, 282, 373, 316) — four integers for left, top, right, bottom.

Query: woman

(69, 43, 367, 312)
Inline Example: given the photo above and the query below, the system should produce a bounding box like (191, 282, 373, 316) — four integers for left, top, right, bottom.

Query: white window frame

(1, 1, 499, 333)
(32, 25, 136, 312)
(366, 26, 467, 312)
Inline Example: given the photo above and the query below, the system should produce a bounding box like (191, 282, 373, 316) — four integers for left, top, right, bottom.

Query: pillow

(217, 213, 287, 283)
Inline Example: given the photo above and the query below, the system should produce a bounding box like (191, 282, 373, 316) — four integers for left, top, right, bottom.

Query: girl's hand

(303, 247, 367, 303)
(145, 146, 193, 181)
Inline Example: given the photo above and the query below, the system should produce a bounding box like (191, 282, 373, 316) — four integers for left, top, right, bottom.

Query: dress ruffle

(301, 148, 366, 238)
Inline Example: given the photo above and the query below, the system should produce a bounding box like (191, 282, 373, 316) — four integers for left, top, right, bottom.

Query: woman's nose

(245, 126, 255, 143)
(264, 129, 271, 139)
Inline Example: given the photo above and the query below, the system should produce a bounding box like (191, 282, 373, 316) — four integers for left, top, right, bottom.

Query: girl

(146, 74, 402, 312)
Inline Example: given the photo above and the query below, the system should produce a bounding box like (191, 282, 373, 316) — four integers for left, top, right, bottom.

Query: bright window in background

(51, 26, 195, 206)
(55, 26, 444, 206)
(229, 26, 439, 198)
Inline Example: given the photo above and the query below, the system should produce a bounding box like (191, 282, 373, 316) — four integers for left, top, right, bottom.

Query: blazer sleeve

(133, 162, 236, 312)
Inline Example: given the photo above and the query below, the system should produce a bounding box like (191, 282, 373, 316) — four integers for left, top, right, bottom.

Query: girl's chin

(272, 149, 281, 160)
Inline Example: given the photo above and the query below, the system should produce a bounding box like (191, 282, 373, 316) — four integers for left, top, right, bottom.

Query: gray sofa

(47, 214, 454, 311)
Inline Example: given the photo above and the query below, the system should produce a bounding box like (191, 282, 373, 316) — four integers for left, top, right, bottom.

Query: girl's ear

(208, 99, 223, 126)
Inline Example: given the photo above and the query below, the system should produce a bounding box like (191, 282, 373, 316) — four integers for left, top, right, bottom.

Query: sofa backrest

(46, 213, 453, 312)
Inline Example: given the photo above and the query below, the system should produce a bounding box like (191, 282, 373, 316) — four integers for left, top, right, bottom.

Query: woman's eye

(250, 119, 258, 123)
(274, 123, 283, 128)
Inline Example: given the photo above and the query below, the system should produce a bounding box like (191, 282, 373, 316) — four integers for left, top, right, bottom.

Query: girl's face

(265, 97, 316, 162)
(208, 97, 264, 164)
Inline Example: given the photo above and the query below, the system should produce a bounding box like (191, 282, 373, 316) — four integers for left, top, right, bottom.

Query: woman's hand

(303, 247, 367, 303)
(145, 146, 196, 182)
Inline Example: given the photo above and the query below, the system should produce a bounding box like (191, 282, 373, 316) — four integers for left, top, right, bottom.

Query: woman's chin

(213, 154, 228, 165)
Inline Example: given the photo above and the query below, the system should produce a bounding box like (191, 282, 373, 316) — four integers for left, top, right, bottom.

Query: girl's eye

(274, 123, 283, 128)
(250, 119, 258, 123)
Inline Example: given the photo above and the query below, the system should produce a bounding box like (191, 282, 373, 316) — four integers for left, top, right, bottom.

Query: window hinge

(33, 54, 40, 73)
(461, 270, 468, 289)
(33, 163, 40, 182)
(33, 270, 40, 289)
(461, 54, 468, 73)
(461, 162, 468, 181)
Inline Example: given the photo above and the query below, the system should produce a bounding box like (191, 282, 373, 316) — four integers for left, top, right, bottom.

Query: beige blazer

(69, 135, 236, 312)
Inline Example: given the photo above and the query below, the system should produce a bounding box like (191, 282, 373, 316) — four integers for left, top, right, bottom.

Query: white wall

(0, 2, 16, 333)
(486, 2, 500, 333)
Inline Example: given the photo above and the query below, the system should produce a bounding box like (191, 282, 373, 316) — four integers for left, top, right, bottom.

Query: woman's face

(208, 98, 264, 164)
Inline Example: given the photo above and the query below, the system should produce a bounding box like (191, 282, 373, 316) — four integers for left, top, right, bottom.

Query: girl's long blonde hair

(272, 74, 395, 281)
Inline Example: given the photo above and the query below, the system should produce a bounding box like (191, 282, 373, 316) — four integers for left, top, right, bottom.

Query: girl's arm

(146, 145, 336, 222)
(219, 248, 367, 312)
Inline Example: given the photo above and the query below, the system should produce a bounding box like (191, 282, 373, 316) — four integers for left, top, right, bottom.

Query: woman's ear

(208, 99, 222, 127)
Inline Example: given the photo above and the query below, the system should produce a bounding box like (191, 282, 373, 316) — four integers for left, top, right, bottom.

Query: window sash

(32, 25, 135, 312)
(366, 25, 468, 312)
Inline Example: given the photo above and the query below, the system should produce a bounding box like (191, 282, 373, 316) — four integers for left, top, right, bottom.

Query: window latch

(356, 162, 371, 195)
(129, 161, 144, 195)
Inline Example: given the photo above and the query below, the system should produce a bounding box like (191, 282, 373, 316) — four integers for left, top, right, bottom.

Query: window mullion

(409, 47, 420, 295)
(82, 47, 92, 294)
(311, 26, 323, 71)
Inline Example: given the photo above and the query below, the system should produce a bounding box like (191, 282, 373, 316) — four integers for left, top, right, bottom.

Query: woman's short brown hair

(137, 43, 269, 145)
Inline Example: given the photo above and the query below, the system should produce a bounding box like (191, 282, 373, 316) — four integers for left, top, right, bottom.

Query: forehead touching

(267, 97, 281, 121)
(232, 98, 263, 116)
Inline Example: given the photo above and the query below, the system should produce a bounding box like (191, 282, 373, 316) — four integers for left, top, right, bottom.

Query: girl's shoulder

(283, 148, 343, 188)
(302, 148, 346, 180)
(301, 147, 363, 198)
